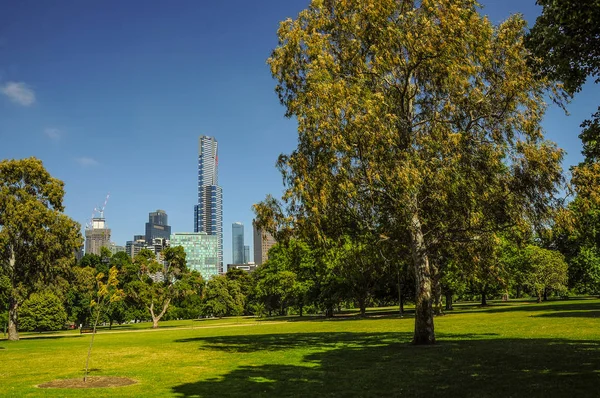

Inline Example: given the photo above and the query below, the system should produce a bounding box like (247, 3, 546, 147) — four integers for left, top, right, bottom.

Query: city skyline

(1, 0, 598, 267)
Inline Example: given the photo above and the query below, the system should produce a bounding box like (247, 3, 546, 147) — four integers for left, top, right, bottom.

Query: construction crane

(85, 193, 110, 229)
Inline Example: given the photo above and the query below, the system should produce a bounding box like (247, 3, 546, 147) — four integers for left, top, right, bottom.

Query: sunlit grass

(1, 298, 599, 397)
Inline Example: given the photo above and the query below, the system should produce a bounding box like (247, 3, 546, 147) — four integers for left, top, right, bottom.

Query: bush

(19, 292, 67, 332)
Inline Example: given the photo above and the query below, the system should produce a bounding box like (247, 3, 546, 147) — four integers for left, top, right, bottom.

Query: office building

(109, 242, 126, 255)
(126, 236, 147, 259)
(232, 222, 244, 265)
(253, 220, 276, 266)
(145, 210, 171, 244)
(170, 232, 219, 280)
(244, 245, 250, 264)
(193, 135, 223, 273)
(85, 217, 111, 255)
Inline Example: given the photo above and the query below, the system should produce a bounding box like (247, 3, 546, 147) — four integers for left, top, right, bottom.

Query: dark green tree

(19, 291, 67, 332)
(202, 275, 244, 318)
(0, 157, 83, 341)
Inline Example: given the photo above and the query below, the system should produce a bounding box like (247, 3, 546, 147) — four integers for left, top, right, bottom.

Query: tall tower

(194, 135, 223, 273)
(232, 222, 244, 264)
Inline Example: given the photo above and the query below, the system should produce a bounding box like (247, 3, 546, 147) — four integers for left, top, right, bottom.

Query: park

(1, 298, 599, 397)
(2, 0, 600, 396)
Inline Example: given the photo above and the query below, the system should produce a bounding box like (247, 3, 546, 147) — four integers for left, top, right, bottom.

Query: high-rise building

(193, 135, 223, 273)
(170, 232, 219, 280)
(109, 242, 126, 255)
(232, 222, 244, 265)
(85, 217, 111, 255)
(244, 245, 250, 264)
(145, 210, 171, 244)
(253, 220, 276, 266)
(125, 236, 146, 259)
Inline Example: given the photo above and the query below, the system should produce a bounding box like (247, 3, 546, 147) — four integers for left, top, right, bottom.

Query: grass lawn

(1, 299, 599, 397)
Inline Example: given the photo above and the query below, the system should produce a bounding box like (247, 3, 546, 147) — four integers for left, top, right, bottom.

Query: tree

(84, 266, 123, 382)
(202, 275, 244, 318)
(126, 247, 195, 328)
(527, 0, 600, 96)
(522, 245, 568, 302)
(19, 292, 67, 332)
(0, 157, 83, 341)
(268, 0, 563, 344)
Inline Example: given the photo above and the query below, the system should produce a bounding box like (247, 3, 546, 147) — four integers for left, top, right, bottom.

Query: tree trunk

(299, 303, 303, 317)
(543, 288, 548, 302)
(325, 305, 333, 318)
(149, 299, 171, 329)
(358, 297, 366, 317)
(516, 285, 521, 299)
(445, 291, 453, 311)
(8, 297, 19, 341)
(481, 288, 487, 306)
(400, 291, 404, 315)
(431, 263, 443, 316)
(409, 210, 435, 345)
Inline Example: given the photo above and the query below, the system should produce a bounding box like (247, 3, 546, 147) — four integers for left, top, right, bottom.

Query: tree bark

(358, 296, 367, 317)
(481, 287, 487, 306)
(543, 288, 548, 302)
(7, 252, 19, 341)
(325, 305, 333, 318)
(409, 210, 435, 345)
(431, 263, 443, 316)
(150, 299, 171, 329)
(8, 297, 19, 341)
(445, 291, 453, 311)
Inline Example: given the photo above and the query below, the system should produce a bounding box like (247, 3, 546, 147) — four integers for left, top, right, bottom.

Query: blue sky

(0, 1, 598, 266)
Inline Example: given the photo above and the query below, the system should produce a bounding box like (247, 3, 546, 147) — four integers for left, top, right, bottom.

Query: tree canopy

(0, 157, 82, 340)
(268, 0, 563, 344)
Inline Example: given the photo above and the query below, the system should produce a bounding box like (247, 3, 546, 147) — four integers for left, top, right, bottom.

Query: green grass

(1, 299, 599, 397)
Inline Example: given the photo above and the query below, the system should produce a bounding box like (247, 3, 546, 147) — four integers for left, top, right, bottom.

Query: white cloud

(44, 128, 61, 140)
(75, 157, 99, 167)
(2, 81, 35, 106)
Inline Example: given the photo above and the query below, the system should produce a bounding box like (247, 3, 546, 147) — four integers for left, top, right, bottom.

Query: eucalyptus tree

(0, 157, 82, 340)
(268, 0, 563, 344)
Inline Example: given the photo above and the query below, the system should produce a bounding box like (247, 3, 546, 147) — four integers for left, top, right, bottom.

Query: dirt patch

(38, 376, 137, 389)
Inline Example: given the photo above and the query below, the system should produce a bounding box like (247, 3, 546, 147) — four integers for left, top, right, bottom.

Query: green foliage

(527, 0, 600, 95)
(202, 275, 244, 318)
(522, 245, 568, 302)
(0, 157, 83, 340)
(570, 246, 600, 294)
(125, 246, 197, 327)
(267, 0, 564, 343)
(19, 291, 66, 332)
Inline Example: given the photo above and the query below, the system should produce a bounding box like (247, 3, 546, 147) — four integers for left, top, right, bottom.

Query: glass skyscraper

(194, 135, 223, 273)
(232, 222, 244, 264)
(145, 209, 171, 243)
(170, 232, 219, 280)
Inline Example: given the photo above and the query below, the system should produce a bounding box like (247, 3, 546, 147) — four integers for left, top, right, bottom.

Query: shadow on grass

(448, 300, 600, 315)
(534, 311, 600, 319)
(172, 332, 600, 398)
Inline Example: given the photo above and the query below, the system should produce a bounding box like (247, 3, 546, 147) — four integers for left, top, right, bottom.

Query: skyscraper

(194, 135, 223, 273)
(85, 217, 111, 255)
(232, 222, 244, 264)
(171, 232, 219, 280)
(244, 245, 250, 264)
(253, 220, 276, 266)
(145, 209, 171, 244)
